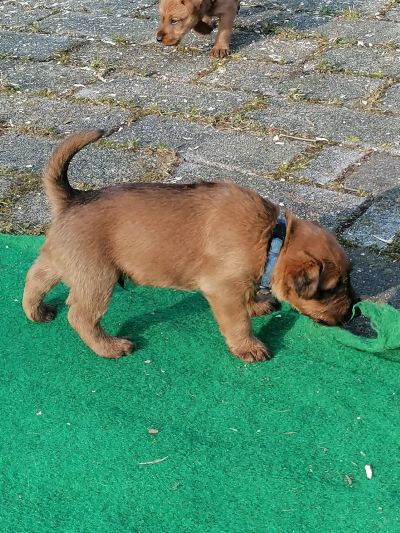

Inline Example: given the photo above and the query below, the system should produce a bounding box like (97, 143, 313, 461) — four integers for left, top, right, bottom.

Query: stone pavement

(0, 0, 399, 309)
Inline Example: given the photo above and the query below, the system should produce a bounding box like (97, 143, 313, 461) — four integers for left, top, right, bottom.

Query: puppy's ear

(286, 253, 321, 299)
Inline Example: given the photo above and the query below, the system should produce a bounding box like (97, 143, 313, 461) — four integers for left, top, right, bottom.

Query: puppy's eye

(170, 18, 179, 24)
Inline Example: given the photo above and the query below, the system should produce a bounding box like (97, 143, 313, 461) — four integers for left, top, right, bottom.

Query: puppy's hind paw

(27, 303, 56, 323)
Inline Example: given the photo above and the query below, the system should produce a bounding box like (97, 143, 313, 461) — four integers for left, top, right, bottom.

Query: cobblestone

(0, 30, 81, 61)
(0, 95, 131, 134)
(76, 74, 253, 115)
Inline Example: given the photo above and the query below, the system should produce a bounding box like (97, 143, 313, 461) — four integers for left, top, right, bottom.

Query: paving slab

(0, 133, 170, 186)
(112, 116, 218, 151)
(0, 59, 96, 93)
(11, 191, 50, 228)
(313, 19, 400, 45)
(343, 199, 400, 249)
(381, 84, 400, 113)
(292, 146, 366, 184)
(200, 60, 289, 95)
(0, 95, 130, 134)
(267, 0, 387, 14)
(386, 5, 400, 22)
(273, 72, 381, 106)
(343, 152, 400, 199)
(71, 42, 213, 82)
(183, 133, 307, 176)
(347, 249, 399, 308)
(172, 162, 363, 230)
(248, 99, 400, 150)
(239, 37, 319, 63)
(0, 175, 17, 199)
(0, 4, 51, 29)
(39, 12, 155, 43)
(304, 46, 400, 78)
(0, 30, 82, 61)
(76, 74, 253, 115)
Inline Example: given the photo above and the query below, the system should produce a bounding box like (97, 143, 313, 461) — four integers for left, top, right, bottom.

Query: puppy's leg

(204, 285, 270, 362)
(248, 291, 279, 317)
(23, 253, 60, 322)
(194, 16, 215, 34)
(67, 269, 134, 359)
(211, 9, 236, 57)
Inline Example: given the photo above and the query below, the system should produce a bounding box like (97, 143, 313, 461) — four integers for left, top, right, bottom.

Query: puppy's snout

(156, 31, 164, 42)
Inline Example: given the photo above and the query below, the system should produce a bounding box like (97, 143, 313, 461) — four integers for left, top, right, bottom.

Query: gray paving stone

(76, 74, 253, 115)
(0, 59, 96, 93)
(71, 42, 213, 82)
(346, 248, 399, 309)
(0, 4, 51, 29)
(172, 162, 363, 230)
(381, 84, 400, 113)
(236, 5, 282, 29)
(0, 30, 82, 61)
(248, 99, 400, 150)
(0, 95, 130, 134)
(200, 60, 289, 95)
(184, 133, 307, 176)
(11, 191, 50, 228)
(313, 19, 400, 45)
(269, 12, 332, 32)
(343, 152, 400, 199)
(267, 0, 387, 14)
(0, 133, 170, 186)
(239, 38, 319, 63)
(304, 46, 400, 78)
(0, 175, 17, 199)
(112, 116, 218, 151)
(273, 72, 381, 105)
(386, 5, 400, 22)
(343, 199, 400, 249)
(39, 12, 155, 43)
(292, 146, 366, 184)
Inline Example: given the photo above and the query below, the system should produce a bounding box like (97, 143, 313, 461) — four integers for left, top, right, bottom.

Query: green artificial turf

(1, 233, 400, 533)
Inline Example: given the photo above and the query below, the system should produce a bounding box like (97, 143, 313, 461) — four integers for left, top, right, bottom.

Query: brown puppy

(156, 0, 240, 57)
(23, 130, 357, 362)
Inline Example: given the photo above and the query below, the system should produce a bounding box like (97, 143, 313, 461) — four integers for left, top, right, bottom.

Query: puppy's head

(157, 0, 201, 45)
(271, 213, 357, 326)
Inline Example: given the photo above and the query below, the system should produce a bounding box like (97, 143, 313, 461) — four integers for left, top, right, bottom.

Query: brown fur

(22, 130, 357, 362)
(156, 0, 240, 57)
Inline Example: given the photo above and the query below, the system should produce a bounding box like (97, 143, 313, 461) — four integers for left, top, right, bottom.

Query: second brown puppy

(23, 130, 357, 362)
(157, 0, 240, 57)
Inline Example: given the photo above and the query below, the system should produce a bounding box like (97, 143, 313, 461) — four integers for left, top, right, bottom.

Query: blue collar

(259, 216, 286, 290)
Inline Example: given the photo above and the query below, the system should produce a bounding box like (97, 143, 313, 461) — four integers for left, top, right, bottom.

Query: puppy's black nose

(156, 33, 163, 42)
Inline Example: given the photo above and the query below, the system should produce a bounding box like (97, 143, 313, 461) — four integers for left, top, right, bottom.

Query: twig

(138, 456, 169, 465)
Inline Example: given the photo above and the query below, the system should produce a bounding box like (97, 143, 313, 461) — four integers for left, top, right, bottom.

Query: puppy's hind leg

(23, 253, 60, 322)
(67, 269, 134, 359)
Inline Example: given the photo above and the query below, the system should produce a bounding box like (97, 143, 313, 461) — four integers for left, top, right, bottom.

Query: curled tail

(43, 129, 105, 216)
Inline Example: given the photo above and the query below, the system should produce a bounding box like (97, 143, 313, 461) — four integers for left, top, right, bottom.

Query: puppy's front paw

(231, 338, 271, 363)
(100, 338, 135, 359)
(210, 45, 231, 58)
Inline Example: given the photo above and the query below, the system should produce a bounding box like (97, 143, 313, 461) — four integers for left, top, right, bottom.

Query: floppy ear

(286, 253, 321, 299)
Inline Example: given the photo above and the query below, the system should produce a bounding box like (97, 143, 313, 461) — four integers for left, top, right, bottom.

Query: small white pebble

(144, 359, 151, 364)
(365, 464, 373, 479)
(36, 410, 42, 416)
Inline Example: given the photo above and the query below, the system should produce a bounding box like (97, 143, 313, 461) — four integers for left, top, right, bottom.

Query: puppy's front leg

(205, 289, 271, 362)
(211, 9, 236, 57)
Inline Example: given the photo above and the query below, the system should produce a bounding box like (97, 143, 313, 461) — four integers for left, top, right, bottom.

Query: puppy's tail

(43, 129, 105, 216)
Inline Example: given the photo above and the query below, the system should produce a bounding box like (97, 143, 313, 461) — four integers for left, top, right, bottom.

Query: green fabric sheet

(1, 233, 400, 532)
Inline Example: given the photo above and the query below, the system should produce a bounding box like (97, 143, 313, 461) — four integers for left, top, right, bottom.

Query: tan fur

(23, 130, 357, 362)
(156, 0, 240, 57)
